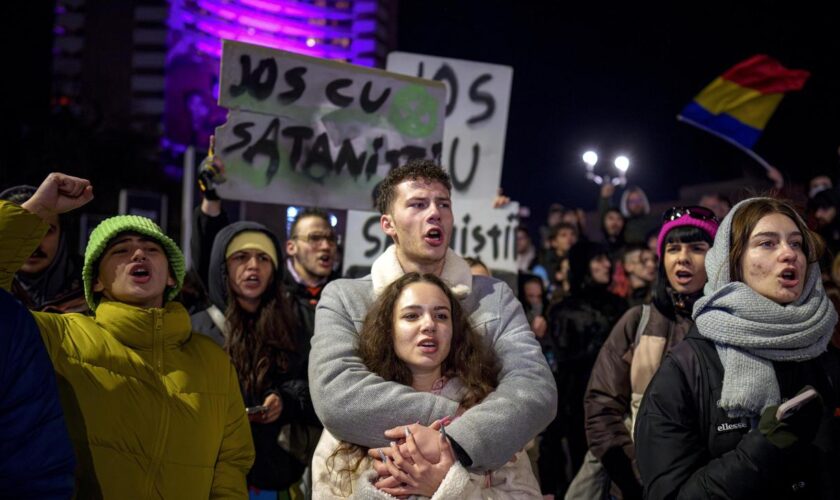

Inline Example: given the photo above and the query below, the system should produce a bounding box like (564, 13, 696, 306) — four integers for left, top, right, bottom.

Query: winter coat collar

(371, 246, 472, 299)
(95, 300, 192, 350)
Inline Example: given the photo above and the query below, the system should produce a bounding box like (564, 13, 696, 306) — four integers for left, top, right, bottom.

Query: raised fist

(21, 173, 93, 220)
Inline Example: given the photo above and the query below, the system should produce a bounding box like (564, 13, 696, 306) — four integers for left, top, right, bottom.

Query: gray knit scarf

(692, 197, 837, 418)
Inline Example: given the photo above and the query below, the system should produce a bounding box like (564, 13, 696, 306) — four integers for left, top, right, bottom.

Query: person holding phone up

(635, 197, 840, 499)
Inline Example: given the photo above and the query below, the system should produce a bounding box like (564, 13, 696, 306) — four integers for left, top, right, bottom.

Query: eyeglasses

(662, 206, 719, 224)
(292, 232, 339, 245)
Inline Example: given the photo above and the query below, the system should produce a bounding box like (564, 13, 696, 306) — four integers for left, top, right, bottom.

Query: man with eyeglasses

(285, 208, 339, 341)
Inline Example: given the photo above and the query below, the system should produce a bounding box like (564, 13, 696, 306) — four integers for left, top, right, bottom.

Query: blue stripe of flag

(679, 101, 762, 149)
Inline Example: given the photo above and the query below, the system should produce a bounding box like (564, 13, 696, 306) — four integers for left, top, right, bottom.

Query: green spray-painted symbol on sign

(387, 85, 439, 138)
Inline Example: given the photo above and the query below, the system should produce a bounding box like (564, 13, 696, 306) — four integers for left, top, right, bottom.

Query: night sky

(3, 2, 839, 227)
(397, 1, 840, 221)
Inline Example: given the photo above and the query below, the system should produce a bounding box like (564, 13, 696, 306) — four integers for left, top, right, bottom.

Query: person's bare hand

(600, 183, 615, 198)
(369, 421, 443, 462)
(531, 314, 547, 339)
(384, 422, 442, 463)
(377, 426, 455, 497)
(493, 187, 512, 208)
(248, 393, 282, 424)
(766, 165, 784, 190)
(369, 420, 445, 484)
(21, 173, 93, 220)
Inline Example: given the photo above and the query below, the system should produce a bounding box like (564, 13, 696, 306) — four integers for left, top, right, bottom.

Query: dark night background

(397, 1, 840, 224)
(3, 2, 839, 229)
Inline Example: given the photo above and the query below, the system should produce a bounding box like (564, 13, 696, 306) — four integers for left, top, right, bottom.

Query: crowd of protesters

(1, 160, 839, 500)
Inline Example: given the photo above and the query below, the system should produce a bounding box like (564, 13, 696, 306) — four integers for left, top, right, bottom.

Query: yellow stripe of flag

(694, 77, 784, 130)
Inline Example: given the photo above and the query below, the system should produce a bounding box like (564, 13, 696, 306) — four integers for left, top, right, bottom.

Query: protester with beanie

(636, 197, 840, 498)
(0, 173, 254, 498)
(192, 221, 318, 497)
(575, 206, 718, 499)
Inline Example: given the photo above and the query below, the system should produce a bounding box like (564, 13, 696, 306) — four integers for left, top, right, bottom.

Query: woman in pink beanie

(572, 206, 719, 500)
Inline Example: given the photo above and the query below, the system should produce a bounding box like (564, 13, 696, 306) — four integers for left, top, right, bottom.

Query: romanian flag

(678, 55, 810, 153)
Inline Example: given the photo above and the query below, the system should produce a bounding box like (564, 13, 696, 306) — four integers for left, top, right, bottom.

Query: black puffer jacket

(635, 328, 840, 499)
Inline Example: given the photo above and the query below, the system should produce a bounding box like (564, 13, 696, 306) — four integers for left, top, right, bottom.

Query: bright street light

(614, 155, 630, 172)
(582, 151, 598, 167)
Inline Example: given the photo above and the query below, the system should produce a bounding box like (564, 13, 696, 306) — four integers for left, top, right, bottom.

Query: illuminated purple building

(52, 0, 396, 171)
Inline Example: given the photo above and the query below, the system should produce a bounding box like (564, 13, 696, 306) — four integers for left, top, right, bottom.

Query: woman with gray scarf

(635, 197, 840, 499)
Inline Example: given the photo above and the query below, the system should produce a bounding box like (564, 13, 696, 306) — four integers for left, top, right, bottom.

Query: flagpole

(677, 114, 774, 172)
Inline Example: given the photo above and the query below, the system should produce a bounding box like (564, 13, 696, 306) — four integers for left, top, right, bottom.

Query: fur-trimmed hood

(370, 245, 472, 299)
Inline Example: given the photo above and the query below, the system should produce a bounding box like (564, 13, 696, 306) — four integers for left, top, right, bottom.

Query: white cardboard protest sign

(343, 201, 519, 273)
(386, 52, 513, 203)
(215, 41, 446, 210)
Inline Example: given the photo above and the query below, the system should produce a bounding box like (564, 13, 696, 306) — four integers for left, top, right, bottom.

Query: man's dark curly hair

(290, 207, 331, 237)
(375, 159, 452, 214)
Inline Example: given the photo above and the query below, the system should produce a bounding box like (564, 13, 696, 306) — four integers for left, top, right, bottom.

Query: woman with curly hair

(311, 272, 541, 499)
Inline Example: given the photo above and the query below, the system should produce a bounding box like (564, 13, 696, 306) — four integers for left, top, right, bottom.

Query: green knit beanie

(82, 215, 185, 311)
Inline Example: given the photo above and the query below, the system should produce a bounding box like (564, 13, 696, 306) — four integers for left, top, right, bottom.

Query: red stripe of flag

(721, 54, 810, 94)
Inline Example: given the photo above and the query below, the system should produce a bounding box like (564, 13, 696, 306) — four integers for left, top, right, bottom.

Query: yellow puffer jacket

(0, 201, 255, 499)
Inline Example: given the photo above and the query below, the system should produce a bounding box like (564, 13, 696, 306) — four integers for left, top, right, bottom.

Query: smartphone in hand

(246, 405, 268, 415)
(776, 388, 819, 421)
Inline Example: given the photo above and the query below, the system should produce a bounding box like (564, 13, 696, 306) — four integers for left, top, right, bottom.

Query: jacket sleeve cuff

(430, 462, 471, 500)
(448, 436, 473, 467)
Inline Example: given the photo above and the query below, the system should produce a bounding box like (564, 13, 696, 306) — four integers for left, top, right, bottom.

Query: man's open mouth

(425, 228, 443, 244)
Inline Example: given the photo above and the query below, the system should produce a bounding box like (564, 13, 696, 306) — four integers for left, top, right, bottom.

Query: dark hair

(602, 207, 624, 223)
(548, 203, 564, 214)
(290, 207, 332, 237)
(807, 188, 840, 212)
(651, 225, 714, 317)
(223, 251, 298, 399)
(620, 243, 650, 265)
(699, 192, 732, 206)
(518, 273, 546, 314)
(519, 272, 545, 295)
(375, 159, 452, 214)
(568, 241, 610, 291)
(550, 222, 578, 240)
(729, 198, 822, 282)
(327, 273, 499, 493)
(175, 268, 209, 314)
